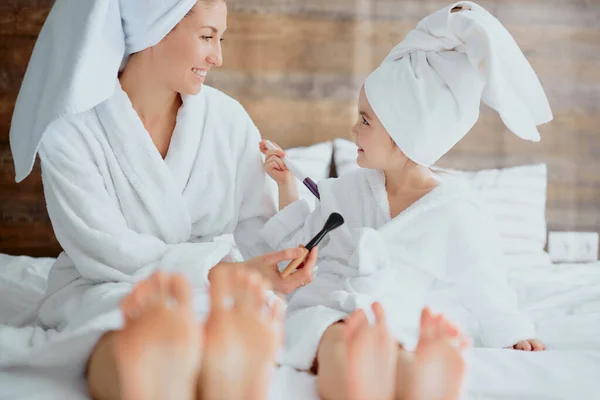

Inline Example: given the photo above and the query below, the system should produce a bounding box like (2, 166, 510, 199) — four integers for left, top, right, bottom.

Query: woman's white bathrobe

(261, 168, 535, 371)
(0, 83, 275, 367)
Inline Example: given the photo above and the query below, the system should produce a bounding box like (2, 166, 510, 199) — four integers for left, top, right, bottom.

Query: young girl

(260, 2, 551, 399)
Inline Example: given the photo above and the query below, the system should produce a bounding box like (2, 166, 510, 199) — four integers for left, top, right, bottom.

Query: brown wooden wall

(1, 0, 599, 257)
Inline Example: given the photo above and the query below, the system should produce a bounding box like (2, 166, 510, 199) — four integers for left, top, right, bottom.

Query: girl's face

(352, 86, 408, 169)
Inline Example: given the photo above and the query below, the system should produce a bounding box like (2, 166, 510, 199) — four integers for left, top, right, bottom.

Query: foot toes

(233, 270, 266, 314)
(431, 315, 446, 341)
(169, 273, 193, 308)
(270, 299, 285, 347)
(420, 308, 434, 327)
(249, 272, 267, 310)
(121, 285, 139, 317)
(345, 308, 368, 342)
(122, 272, 180, 321)
(371, 302, 387, 327)
(436, 316, 459, 343)
(419, 308, 439, 342)
(123, 279, 153, 318)
(269, 298, 284, 323)
(150, 270, 169, 298)
(231, 269, 250, 311)
(209, 267, 233, 312)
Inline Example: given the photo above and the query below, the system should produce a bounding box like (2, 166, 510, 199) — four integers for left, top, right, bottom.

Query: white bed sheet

(0, 254, 53, 325)
(1, 255, 599, 399)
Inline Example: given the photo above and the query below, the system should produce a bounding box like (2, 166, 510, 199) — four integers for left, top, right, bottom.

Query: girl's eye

(362, 116, 369, 126)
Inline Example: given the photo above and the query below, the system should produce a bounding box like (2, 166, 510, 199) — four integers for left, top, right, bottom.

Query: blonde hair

(194, 0, 225, 10)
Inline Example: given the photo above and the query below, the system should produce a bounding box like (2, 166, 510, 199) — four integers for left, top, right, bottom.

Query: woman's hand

(259, 140, 293, 186)
(507, 338, 546, 351)
(246, 247, 318, 295)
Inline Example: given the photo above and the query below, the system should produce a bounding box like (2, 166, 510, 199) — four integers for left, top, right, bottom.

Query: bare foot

(113, 271, 201, 400)
(199, 268, 284, 400)
(344, 302, 398, 400)
(404, 308, 467, 400)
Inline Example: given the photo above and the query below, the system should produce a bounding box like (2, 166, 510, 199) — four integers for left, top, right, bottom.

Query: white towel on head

(364, 1, 553, 167)
(9, 0, 197, 183)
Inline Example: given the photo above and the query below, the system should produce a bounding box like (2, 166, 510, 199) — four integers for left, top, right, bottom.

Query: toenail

(165, 297, 177, 309)
(222, 296, 234, 310)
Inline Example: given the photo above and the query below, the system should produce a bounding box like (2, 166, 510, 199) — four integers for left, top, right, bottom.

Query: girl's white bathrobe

(261, 168, 535, 371)
(0, 83, 275, 368)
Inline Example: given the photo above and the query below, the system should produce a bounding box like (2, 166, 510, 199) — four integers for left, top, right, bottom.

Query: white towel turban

(10, 0, 198, 182)
(364, 1, 553, 167)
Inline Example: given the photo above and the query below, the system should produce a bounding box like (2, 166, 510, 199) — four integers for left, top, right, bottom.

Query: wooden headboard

(1, 0, 599, 257)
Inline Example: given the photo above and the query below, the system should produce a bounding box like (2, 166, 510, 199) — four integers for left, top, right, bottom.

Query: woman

(260, 2, 552, 399)
(4, 0, 314, 398)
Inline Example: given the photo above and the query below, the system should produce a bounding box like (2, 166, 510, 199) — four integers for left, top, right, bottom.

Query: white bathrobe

(0, 82, 275, 366)
(261, 168, 535, 371)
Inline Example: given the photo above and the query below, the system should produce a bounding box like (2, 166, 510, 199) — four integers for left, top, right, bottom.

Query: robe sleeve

(259, 197, 327, 252)
(38, 128, 230, 288)
(449, 204, 536, 348)
(230, 120, 278, 261)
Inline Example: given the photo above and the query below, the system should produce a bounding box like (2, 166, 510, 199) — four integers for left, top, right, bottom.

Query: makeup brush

(280, 213, 345, 279)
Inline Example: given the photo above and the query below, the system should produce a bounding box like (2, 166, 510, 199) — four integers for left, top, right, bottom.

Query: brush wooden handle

(280, 248, 309, 279)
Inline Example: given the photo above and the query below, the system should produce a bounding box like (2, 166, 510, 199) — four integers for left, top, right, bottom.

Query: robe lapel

(164, 91, 206, 195)
(96, 82, 191, 244)
(377, 178, 464, 235)
(366, 168, 392, 223)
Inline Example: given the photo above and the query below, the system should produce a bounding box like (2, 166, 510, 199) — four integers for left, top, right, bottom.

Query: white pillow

(333, 138, 550, 263)
(267, 141, 333, 210)
(456, 164, 548, 257)
(433, 164, 548, 260)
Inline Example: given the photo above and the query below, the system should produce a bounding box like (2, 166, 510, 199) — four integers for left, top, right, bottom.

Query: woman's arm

(230, 121, 279, 261)
(218, 119, 317, 292)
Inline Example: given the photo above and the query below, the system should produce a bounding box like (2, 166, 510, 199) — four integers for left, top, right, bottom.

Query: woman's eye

(362, 117, 369, 126)
(202, 36, 213, 41)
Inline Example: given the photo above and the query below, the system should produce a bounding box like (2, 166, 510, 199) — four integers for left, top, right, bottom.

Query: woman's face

(352, 86, 406, 170)
(153, 1, 227, 95)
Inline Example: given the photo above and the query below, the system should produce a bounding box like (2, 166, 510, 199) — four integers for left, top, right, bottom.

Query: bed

(1, 254, 600, 399)
(1, 141, 600, 399)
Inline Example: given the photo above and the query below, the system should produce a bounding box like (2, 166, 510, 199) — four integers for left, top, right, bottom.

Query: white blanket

(261, 168, 535, 370)
(0, 83, 275, 368)
(1, 256, 599, 399)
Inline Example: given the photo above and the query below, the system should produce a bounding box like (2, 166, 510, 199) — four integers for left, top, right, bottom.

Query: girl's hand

(260, 140, 294, 186)
(508, 338, 546, 351)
